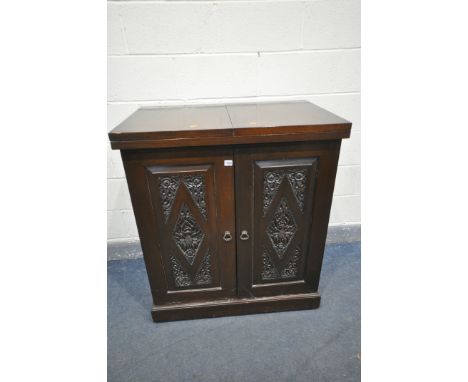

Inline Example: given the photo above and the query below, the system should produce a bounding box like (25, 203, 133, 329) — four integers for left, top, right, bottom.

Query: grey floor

(108, 242, 361, 382)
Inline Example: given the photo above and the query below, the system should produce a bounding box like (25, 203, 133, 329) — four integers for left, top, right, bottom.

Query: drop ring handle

(223, 231, 232, 242)
(240, 230, 249, 241)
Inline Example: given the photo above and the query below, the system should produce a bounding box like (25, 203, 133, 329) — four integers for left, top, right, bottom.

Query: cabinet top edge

(108, 101, 352, 150)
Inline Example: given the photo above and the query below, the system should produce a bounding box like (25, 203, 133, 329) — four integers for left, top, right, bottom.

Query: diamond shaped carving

(173, 203, 204, 265)
(267, 198, 297, 259)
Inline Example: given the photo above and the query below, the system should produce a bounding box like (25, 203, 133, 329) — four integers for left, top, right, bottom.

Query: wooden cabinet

(109, 101, 351, 322)
(121, 147, 237, 306)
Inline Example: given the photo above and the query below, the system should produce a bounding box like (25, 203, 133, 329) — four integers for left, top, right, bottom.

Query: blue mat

(108, 242, 361, 382)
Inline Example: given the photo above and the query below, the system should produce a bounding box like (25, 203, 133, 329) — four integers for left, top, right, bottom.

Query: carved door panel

(235, 141, 341, 298)
(122, 148, 237, 304)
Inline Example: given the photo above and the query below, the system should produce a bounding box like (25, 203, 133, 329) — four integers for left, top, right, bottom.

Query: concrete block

(259, 49, 360, 96)
(107, 210, 138, 240)
(339, 131, 360, 166)
(108, 56, 179, 101)
(108, 54, 259, 101)
(174, 54, 258, 99)
(202, 1, 303, 53)
(107, 179, 133, 211)
(107, 146, 125, 179)
(334, 165, 361, 196)
(120, 2, 211, 54)
(120, 2, 303, 54)
(107, 3, 127, 55)
(329, 195, 361, 224)
(303, 0, 361, 49)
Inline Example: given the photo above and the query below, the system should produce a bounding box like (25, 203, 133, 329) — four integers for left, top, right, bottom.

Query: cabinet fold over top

(108, 101, 351, 150)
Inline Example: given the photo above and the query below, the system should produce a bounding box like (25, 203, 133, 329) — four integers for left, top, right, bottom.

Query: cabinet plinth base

(151, 292, 321, 322)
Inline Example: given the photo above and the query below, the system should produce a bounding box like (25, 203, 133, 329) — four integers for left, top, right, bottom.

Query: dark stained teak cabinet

(109, 101, 351, 322)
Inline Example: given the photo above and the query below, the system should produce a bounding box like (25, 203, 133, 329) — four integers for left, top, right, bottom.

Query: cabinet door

(122, 147, 237, 304)
(235, 141, 341, 297)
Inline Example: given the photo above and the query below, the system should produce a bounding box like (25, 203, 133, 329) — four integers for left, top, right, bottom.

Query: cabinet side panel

(306, 141, 342, 290)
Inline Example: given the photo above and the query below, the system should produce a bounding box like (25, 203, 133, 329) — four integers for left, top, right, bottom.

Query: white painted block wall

(107, 0, 361, 244)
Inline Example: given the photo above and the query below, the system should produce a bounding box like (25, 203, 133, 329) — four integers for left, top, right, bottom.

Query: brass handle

(223, 231, 232, 242)
(240, 230, 249, 241)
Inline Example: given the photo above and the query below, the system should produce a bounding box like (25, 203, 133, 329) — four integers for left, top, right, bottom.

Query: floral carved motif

(260, 246, 302, 281)
(159, 176, 180, 223)
(280, 247, 301, 279)
(267, 198, 297, 259)
(170, 252, 212, 288)
(286, 169, 308, 211)
(170, 256, 192, 288)
(194, 253, 212, 285)
(261, 250, 279, 280)
(159, 174, 207, 221)
(263, 171, 283, 215)
(263, 168, 308, 215)
(183, 175, 207, 219)
(173, 203, 204, 265)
